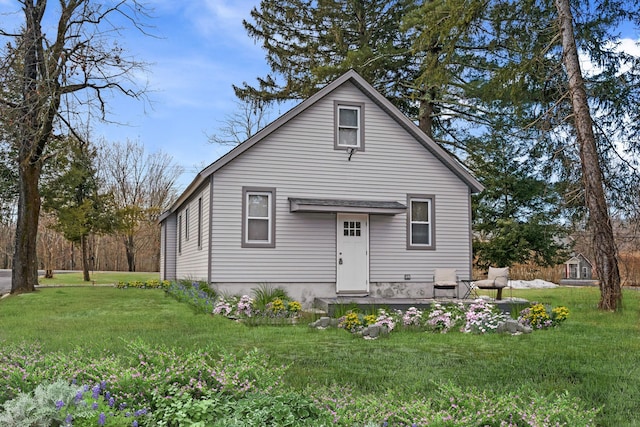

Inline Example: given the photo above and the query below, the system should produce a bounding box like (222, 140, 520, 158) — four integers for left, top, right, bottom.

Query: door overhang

(289, 197, 406, 215)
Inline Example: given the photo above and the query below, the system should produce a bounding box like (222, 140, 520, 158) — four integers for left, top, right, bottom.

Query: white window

(335, 102, 364, 150)
(407, 195, 435, 249)
(242, 187, 276, 248)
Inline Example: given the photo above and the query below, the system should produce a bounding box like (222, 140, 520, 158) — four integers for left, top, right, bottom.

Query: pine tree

(235, 0, 421, 118)
(41, 139, 117, 282)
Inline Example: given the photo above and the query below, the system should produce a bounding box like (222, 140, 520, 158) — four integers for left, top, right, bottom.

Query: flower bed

(324, 299, 569, 339)
(116, 280, 170, 290)
(0, 343, 596, 426)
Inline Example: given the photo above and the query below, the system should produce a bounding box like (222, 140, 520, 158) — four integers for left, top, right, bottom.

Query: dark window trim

(185, 207, 190, 241)
(178, 214, 182, 255)
(406, 194, 436, 250)
(242, 186, 276, 248)
(334, 101, 365, 151)
(197, 197, 203, 250)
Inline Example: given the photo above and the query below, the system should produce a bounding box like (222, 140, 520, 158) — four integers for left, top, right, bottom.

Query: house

(560, 253, 598, 286)
(564, 253, 593, 280)
(159, 70, 484, 305)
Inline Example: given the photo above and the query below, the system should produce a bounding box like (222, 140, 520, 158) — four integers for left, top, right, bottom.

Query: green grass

(1, 286, 639, 426)
(38, 271, 159, 286)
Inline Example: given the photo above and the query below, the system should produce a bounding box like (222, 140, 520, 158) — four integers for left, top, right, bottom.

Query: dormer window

(335, 101, 364, 151)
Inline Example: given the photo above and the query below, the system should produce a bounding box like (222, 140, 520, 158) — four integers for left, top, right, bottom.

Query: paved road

(1, 270, 80, 296)
(0, 269, 11, 295)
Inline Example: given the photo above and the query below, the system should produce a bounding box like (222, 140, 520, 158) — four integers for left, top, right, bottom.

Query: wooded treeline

(0, 138, 181, 274)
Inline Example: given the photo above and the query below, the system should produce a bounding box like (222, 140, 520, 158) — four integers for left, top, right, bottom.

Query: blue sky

(1, 1, 638, 191)
(92, 1, 281, 189)
(0, 0, 285, 190)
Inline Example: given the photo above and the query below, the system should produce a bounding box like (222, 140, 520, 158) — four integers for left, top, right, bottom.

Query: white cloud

(182, 0, 259, 47)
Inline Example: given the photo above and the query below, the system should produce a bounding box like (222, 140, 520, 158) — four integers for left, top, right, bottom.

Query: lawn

(1, 286, 639, 426)
(38, 271, 159, 286)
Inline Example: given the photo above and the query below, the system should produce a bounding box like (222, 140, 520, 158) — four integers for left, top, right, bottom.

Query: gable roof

(160, 70, 484, 220)
(565, 253, 593, 267)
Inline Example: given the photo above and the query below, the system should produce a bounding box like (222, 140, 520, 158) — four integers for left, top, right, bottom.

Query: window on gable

(242, 187, 276, 248)
(335, 101, 364, 150)
(407, 195, 435, 250)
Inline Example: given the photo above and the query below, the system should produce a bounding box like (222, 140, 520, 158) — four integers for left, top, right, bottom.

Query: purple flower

(65, 414, 73, 424)
(55, 400, 65, 410)
(92, 402, 99, 410)
(98, 412, 106, 425)
(134, 408, 148, 416)
(92, 385, 101, 399)
(132, 421, 139, 427)
(75, 390, 84, 402)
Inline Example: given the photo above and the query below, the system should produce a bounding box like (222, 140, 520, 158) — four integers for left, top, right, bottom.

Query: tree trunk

(125, 235, 136, 272)
(419, 98, 435, 139)
(556, 0, 622, 310)
(11, 164, 41, 294)
(81, 234, 91, 282)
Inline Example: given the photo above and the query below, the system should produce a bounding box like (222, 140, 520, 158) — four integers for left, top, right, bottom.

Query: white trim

(336, 213, 369, 294)
(243, 189, 274, 247)
(337, 105, 361, 148)
(409, 197, 433, 248)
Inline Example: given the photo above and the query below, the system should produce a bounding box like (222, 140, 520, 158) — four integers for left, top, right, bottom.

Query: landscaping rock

(309, 316, 332, 329)
(363, 325, 381, 338)
(362, 324, 392, 339)
(497, 319, 532, 334)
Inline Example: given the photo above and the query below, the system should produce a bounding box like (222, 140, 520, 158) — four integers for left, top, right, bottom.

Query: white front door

(336, 213, 369, 293)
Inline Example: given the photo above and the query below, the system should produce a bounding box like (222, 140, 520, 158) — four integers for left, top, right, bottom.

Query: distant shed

(565, 254, 593, 280)
(560, 254, 599, 286)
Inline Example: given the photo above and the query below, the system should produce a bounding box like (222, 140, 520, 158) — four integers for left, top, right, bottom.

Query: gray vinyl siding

(210, 81, 472, 283)
(161, 215, 177, 281)
(175, 182, 210, 281)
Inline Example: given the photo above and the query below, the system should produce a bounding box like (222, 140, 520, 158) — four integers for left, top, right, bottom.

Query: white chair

(433, 268, 458, 298)
(473, 267, 509, 300)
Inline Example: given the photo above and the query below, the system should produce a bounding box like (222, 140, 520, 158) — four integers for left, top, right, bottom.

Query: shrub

(402, 306, 424, 327)
(519, 302, 570, 329)
(164, 281, 217, 314)
(286, 300, 302, 314)
(311, 383, 599, 426)
(117, 280, 170, 290)
(372, 309, 396, 332)
(337, 311, 363, 333)
(210, 291, 303, 322)
(425, 303, 464, 333)
(0, 342, 291, 426)
(252, 283, 289, 311)
(222, 392, 331, 426)
(461, 299, 507, 334)
(0, 380, 80, 427)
